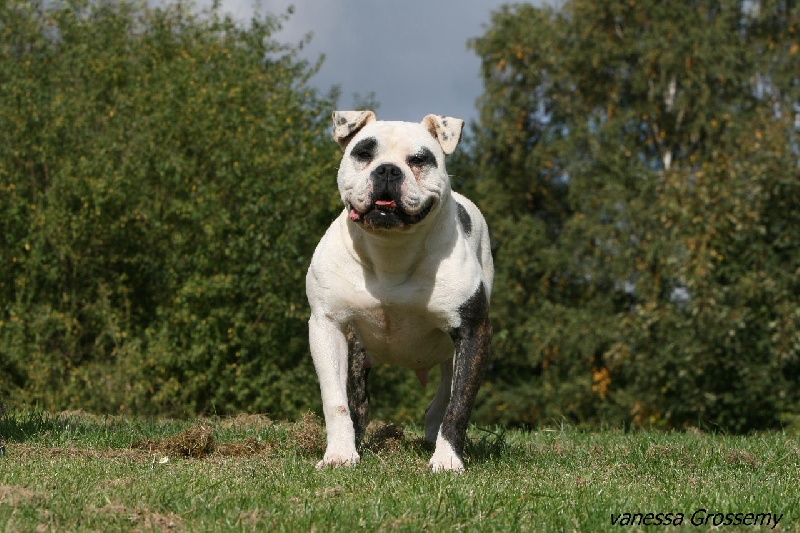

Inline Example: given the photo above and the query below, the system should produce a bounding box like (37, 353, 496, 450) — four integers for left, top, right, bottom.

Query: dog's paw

(428, 446, 465, 473)
(316, 449, 361, 469)
(429, 454, 465, 473)
(428, 433, 465, 473)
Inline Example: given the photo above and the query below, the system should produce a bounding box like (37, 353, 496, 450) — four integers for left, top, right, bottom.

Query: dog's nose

(372, 163, 403, 182)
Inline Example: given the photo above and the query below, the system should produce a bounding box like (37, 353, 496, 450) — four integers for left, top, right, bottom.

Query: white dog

(306, 111, 493, 472)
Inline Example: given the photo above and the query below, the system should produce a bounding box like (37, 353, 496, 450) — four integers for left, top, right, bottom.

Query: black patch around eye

(407, 147, 438, 168)
(351, 137, 378, 162)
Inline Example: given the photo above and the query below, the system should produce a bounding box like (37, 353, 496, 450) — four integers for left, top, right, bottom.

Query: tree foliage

(459, 0, 800, 431)
(0, 0, 341, 417)
(2, 0, 798, 432)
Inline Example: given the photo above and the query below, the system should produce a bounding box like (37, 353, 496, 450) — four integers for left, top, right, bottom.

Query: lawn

(0, 410, 797, 532)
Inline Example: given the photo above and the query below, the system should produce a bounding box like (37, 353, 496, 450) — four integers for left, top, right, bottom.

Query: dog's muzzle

(348, 163, 434, 230)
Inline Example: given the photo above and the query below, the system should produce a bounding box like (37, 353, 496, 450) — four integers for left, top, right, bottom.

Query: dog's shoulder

(450, 192, 494, 298)
(305, 211, 361, 300)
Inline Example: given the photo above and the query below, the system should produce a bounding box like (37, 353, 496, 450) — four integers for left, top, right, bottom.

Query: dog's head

(332, 111, 464, 231)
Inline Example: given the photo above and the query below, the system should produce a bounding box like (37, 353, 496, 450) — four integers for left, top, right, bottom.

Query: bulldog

(305, 111, 493, 472)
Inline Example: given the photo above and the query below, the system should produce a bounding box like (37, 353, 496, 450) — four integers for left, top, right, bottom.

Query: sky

(206, 0, 550, 125)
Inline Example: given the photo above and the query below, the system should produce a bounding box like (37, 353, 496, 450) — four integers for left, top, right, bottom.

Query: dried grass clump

(132, 425, 215, 458)
(215, 437, 269, 457)
(289, 412, 325, 456)
(131, 423, 272, 459)
(365, 422, 405, 454)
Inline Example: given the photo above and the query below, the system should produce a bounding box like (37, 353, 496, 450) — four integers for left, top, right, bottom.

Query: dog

(306, 111, 493, 472)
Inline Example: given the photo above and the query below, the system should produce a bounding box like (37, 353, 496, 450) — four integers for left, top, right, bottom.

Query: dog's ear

(422, 114, 464, 156)
(332, 110, 377, 150)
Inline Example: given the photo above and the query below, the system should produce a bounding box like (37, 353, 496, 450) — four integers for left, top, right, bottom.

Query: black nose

(372, 163, 403, 182)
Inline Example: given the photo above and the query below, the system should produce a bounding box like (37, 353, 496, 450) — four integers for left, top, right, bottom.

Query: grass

(0, 410, 798, 532)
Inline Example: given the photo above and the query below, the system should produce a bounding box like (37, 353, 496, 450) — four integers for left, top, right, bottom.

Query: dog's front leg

(429, 283, 491, 472)
(346, 325, 370, 448)
(309, 313, 360, 468)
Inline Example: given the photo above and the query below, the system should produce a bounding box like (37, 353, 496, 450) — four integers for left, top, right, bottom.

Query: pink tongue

(376, 199, 397, 208)
(349, 209, 361, 221)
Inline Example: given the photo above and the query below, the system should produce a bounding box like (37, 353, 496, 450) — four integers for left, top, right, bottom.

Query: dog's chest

(344, 279, 458, 370)
(352, 304, 454, 370)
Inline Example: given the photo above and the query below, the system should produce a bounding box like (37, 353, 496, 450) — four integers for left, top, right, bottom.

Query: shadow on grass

(0, 410, 82, 443)
(0, 409, 184, 447)
(0, 408, 520, 468)
(465, 427, 510, 464)
(357, 421, 516, 468)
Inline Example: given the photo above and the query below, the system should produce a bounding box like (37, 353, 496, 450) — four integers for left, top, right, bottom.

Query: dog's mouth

(349, 198, 434, 229)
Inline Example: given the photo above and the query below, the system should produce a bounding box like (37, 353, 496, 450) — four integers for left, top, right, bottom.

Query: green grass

(0, 410, 798, 532)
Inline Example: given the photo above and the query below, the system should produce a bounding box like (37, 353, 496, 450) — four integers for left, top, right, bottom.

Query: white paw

(316, 449, 360, 469)
(428, 438, 464, 473)
(429, 454, 465, 473)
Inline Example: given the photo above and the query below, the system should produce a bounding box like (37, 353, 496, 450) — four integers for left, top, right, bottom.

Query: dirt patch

(215, 436, 269, 457)
(92, 503, 130, 516)
(131, 425, 269, 459)
(106, 478, 136, 488)
(233, 509, 273, 530)
(44, 446, 145, 461)
(0, 485, 45, 505)
(316, 486, 346, 499)
(284, 416, 418, 459)
(91, 503, 184, 531)
(726, 449, 762, 469)
(646, 444, 679, 458)
(7, 443, 146, 461)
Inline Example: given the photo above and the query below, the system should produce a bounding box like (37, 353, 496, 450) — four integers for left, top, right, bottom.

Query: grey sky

(209, 1, 546, 125)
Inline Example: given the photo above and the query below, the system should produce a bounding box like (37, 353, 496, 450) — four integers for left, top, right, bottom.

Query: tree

(0, 0, 341, 417)
(459, 0, 799, 430)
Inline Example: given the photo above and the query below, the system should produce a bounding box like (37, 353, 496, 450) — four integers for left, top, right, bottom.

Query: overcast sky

(207, 1, 549, 125)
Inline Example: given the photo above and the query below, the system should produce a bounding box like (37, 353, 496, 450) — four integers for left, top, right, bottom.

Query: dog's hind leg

(346, 324, 370, 449)
(424, 359, 453, 444)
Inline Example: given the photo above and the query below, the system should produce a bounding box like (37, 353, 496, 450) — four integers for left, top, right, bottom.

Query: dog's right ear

(332, 110, 377, 150)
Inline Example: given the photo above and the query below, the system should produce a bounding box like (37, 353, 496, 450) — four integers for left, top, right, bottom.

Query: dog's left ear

(422, 114, 464, 156)
(332, 110, 377, 150)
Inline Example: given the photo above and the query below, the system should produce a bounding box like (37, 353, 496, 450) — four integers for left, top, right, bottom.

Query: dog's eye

(354, 149, 373, 162)
(407, 148, 437, 168)
(351, 137, 377, 163)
